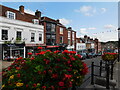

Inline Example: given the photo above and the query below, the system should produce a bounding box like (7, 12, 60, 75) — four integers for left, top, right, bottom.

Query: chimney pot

(35, 10, 41, 19)
(19, 5, 24, 13)
(68, 27, 72, 29)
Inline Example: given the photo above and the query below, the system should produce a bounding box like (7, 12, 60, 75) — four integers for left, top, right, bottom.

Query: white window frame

(6, 11, 16, 19)
(68, 31, 71, 38)
(60, 27, 63, 34)
(33, 19, 39, 25)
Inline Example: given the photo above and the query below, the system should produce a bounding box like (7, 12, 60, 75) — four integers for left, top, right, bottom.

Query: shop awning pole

(10, 47, 12, 58)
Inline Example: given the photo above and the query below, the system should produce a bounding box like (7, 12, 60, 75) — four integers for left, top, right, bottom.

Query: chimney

(19, 5, 24, 14)
(35, 10, 41, 19)
(84, 35, 87, 38)
(68, 27, 72, 30)
(56, 19, 59, 23)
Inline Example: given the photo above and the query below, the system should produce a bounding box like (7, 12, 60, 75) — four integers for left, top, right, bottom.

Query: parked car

(88, 53, 93, 58)
(91, 53, 97, 57)
(80, 53, 87, 60)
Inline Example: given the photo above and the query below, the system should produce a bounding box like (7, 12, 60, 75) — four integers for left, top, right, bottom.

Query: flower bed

(2, 48, 88, 89)
(102, 53, 118, 61)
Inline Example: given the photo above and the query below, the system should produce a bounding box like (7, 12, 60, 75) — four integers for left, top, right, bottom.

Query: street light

(118, 28, 120, 62)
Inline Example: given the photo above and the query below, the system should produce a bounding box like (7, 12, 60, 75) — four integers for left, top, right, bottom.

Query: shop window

(60, 27, 63, 34)
(2, 29, 8, 40)
(31, 33, 35, 42)
(39, 34, 42, 41)
(60, 36, 63, 43)
(6, 11, 16, 19)
(16, 31, 21, 40)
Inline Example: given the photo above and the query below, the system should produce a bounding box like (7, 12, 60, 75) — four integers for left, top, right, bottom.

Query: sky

(1, 2, 118, 42)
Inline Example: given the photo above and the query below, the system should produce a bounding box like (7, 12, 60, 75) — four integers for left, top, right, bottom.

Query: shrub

(2, 49, 88, 89)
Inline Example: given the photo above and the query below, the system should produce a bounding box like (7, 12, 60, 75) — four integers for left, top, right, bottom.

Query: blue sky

(1, 2, 118, 42)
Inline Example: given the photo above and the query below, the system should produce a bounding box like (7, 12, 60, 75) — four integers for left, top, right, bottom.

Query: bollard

(99, 60, 102, 76)
(111, 62, 113, 80)
(106, 63, 110, 89)
(91, 62, 94, 85)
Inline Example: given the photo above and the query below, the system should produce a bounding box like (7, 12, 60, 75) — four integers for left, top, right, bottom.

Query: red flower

(16, 67, 20, 70)
(65, 74, 72, 79)
(76, 54, 81, 58)
(30, 57, 35, 60)
(69, 64, 72, 67)
(67, 61, 71, 64)
(39, 51, 46, 55)
(33, 83, 37, 87)
(42, 86, 46, 88)
(37, 47, 43, 49)
(16, 57, 23, 60)
(45, 60, 50, 64)
(45, 50, 51, 52)
(38, 71, 41, 74)
(51, 86, 54, 89)
(82, 67, 88, 75)
(26, 84, 29, 87)
(62, 50, 69, 54)
(17, 74, 21, 77)
(27, 52, 32, 55)
(7, 67, 11, 71)
(57, 59, 60, 61)
(69, 51, 76, 54)
(54, 50, 60, 53)
(52, 74, 58, 79)
(70, 57, 75, 61)
(43, 70, 46, 74)
(58, 81, 64, 86)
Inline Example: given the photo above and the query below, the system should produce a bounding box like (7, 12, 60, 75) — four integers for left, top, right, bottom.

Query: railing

(91, 59, 117, 89)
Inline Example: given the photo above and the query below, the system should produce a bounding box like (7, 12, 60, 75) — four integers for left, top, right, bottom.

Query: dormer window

(33, 19, 39, 24)
(6, 11, 16, 19)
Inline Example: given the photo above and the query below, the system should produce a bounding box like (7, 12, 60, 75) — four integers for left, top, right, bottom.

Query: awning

(46, 46, 59, 48)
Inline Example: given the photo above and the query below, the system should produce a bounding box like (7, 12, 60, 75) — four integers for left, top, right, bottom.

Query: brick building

(0, 5, 44, 60)
(41, 17, 76, 51)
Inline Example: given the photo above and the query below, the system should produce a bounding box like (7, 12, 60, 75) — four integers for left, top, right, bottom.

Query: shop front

(2, 43, 25, 60)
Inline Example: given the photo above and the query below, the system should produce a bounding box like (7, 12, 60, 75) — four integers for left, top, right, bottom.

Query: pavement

(86, 60, 120, 89)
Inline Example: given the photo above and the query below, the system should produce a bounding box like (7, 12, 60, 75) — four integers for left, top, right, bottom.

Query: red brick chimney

(19, 5, 24, 14)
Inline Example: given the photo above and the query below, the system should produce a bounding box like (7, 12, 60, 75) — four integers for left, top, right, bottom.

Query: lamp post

(118, 28, 120, 62)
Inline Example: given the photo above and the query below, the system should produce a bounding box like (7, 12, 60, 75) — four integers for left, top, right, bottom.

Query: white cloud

(92, 31, 118, 42)
(80, 28, 87, 34)
(88, 27, 96, 30)
(59, 18, 71, 26)
(24, 9, 35, 15)
(74, 6, 96, 16)
(101, 8, 107, 13)
(104, 24, 116, 29)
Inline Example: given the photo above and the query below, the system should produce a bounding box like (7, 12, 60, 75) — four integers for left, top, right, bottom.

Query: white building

(0, 5, 44, 60)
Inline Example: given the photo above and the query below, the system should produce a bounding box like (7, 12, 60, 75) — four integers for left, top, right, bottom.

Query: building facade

(0, 5, 44, 60)
(67, 27, 76, 51)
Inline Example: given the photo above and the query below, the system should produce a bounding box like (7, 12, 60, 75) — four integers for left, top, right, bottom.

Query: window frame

(31, 33, 35, 42)
(2, 29, 8, 40)
(7, 11, 16, 19)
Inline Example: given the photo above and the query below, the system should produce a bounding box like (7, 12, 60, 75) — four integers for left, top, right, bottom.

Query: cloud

(88, 27, 96, 30)
(74, 6, 96, 16)
(59, 18, 71, 26)
(24, 9, 35, 15)
(101, 8, 107, 13)
(80, 28, 87, 34)
(104, 24, 116, 29)
(93, 31, 118, 42)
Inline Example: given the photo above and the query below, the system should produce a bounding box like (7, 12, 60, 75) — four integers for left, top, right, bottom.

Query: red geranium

(16, 67, 20, 70)
(27, 52, 32, 55)
(33, 83, 37, 87)
(42, 86, 46, 88)
(17, 73, 20, 77)
(37, 47, 43, 49)
(58, 81, 64, 86)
